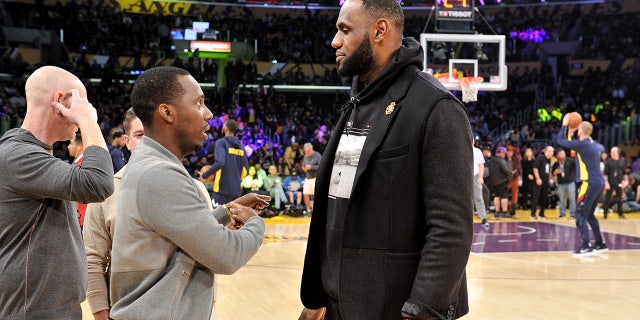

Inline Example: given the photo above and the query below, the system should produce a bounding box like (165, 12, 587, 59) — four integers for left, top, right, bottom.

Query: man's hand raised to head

(52, 88, 107, 150)
(52, 89, 98, 127)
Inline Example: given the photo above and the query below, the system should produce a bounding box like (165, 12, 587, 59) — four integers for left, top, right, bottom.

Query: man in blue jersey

(201, 119, 249, 206)
(557, 114, 608, 256)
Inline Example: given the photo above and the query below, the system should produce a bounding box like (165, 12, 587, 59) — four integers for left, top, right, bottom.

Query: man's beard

(337, 35, 373, 78)
(176, 130, 204, 157)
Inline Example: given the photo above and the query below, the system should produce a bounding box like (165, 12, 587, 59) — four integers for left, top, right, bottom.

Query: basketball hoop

(459, 76, 484, 103)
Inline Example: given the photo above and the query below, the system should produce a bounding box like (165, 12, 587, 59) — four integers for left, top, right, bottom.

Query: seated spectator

(263, 165, 287, 212)
(275, 156, 290, 176)
(622, 173, 640, 212)
(242, 166, 264, 194)
(255, 162, 268, 181)
(283, 169, 303, 209)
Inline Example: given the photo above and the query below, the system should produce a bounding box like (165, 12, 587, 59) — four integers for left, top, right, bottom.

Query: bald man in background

(0, 66, 114, 318)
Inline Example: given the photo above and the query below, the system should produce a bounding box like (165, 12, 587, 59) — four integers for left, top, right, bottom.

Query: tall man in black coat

(299, 1, 474, 319)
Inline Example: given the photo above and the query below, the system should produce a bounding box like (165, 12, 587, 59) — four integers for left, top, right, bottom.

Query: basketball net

(459, 76, 484, 103)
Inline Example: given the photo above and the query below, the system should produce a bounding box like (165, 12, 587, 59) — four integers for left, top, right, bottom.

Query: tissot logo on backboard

(438, 11, 473, 18)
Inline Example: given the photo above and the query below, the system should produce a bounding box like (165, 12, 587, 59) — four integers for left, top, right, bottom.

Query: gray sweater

(110, 136, 264, 320)
(0, 128, 114, 319)
(302, 151, 322, 179)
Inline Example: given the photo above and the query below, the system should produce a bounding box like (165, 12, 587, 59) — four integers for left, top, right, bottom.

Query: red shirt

(73, 154, 87, 226)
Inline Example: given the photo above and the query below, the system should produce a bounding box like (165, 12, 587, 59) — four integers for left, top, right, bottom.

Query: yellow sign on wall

(116, 0, 194, 15)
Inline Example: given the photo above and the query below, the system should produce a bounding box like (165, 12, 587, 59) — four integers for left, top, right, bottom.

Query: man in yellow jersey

(557, 115, 608, 256)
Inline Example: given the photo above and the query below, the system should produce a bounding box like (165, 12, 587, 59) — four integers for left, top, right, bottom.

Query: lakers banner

(115, 0, 195, 16)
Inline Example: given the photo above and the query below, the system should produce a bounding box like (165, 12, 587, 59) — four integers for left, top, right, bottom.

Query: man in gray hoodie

(109, 66, 267, 320)
(0, 66, 114, 319)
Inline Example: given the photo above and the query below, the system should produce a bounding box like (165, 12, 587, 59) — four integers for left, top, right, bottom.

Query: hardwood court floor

(81, 211, 640, 319)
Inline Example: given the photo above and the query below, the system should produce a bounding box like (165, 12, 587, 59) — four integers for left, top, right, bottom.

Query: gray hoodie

(0, 128, 114, 319)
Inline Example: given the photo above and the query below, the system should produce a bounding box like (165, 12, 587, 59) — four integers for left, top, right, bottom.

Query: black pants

(603, 185, 623, 217)
(482, 183, 491, 212)
(531, 183, 549, 217)
(521, 178, 535, 209)
(325, 297, 343, 320)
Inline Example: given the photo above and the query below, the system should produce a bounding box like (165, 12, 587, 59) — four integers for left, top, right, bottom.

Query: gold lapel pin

(385, 102, 396, 115)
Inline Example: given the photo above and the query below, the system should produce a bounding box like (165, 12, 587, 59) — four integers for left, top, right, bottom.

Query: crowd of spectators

(3, 1, 639, 66)
(0, 53, 341, 179)
(1, 0, 640, 176)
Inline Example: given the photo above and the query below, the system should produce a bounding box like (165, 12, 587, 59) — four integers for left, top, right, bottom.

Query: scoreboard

(435, 0, 475, 33)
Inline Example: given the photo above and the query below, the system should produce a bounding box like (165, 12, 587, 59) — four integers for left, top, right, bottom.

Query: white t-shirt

(473, 147, 485, 176)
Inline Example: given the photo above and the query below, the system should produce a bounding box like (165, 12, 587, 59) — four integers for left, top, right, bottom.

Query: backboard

(420, 33, 508, 91)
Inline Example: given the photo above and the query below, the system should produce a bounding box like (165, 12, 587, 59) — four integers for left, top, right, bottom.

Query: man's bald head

(25, 66, 86, 111)
(21, 66, 90, 145)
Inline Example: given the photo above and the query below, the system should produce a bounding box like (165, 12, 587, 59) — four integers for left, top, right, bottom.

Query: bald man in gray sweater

(0, 66, 114, 319)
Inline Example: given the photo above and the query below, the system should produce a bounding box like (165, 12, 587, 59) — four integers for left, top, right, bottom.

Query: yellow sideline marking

(263, 216, 311, 225)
